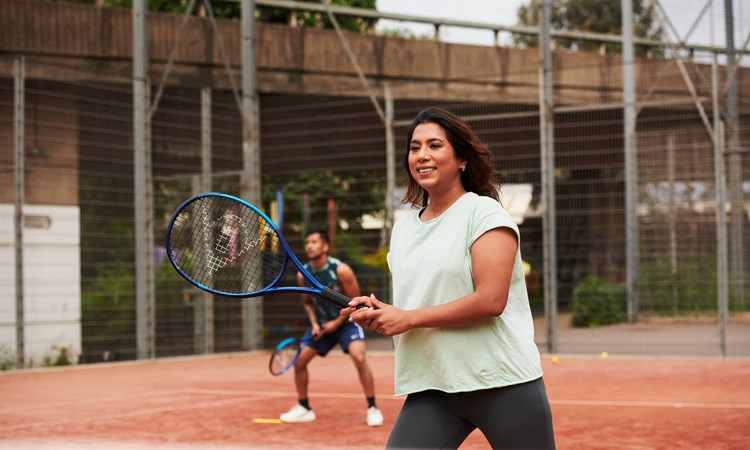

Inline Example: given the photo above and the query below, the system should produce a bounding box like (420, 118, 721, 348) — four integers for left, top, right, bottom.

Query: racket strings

(271, 342, 299, 375)
(170, 196, 287, 294)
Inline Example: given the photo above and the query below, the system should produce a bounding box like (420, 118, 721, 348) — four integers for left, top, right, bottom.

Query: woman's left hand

(345, 294, 412, 337)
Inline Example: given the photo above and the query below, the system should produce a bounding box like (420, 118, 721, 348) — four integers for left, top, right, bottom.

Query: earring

(460, 165, 466, 172)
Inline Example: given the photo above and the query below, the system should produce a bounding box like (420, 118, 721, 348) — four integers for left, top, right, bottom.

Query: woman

(343, 107, 555, 449)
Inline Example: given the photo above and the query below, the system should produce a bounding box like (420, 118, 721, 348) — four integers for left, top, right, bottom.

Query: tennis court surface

(1, 351, 748, 449)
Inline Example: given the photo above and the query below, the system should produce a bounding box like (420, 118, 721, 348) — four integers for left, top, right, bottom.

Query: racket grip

(321, 287, 355, 309)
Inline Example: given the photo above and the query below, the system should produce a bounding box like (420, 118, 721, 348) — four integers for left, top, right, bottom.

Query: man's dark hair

(305, 229, 330, 244)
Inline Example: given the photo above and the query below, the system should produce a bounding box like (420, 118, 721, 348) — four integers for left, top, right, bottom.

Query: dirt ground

(1, 351, 749, 449)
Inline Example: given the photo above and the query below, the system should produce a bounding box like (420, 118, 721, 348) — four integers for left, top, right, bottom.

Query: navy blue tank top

(303, 257, 343, 324)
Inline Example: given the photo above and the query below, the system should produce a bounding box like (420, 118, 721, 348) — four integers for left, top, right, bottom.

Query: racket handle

(321, 287, 356, 309)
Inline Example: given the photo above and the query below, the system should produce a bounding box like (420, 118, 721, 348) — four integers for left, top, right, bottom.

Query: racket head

(166, 193, 290, 297)
(269, 337, 301, 376)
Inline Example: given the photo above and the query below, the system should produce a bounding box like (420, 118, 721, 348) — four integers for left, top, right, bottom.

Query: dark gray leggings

(386, 378, 556, 450)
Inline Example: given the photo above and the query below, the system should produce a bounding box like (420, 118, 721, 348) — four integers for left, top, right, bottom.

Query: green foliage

(44, 346, 74, 367)
(80, 256, 137, 357)
(58, 0, 377, 32)
(260, 0, 377, 33)
(332, 228, 366, 261)
(637, 256, 724, 315)
(0, 345, 15, 371)
(262, 170, 384, 240)
(515, 0, 663, 56)
(59, 0, 195, 14)
(80, 228, 193, 360)
(155, 255, 194, 353)
(571, 276, 627, 327)
(80, 174, 137, 359)
(379, 28, 431, 40)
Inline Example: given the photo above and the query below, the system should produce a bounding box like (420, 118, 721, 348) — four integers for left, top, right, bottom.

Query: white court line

(4, 388, 749, 433)
(0, 388, 396, 433)
(181, 388, 395, 399)
(0, 396, 272, 432)
(186, 388, 750, 409)
(0, 390, 191, 413)
(551, 399, 750, 409)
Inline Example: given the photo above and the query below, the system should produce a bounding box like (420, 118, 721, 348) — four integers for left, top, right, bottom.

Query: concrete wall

(0, 204, 81, 367)
(0, 0, 730, 104)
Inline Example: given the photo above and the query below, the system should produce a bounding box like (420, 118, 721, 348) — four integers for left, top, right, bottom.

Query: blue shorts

(302, 322, 365, 356)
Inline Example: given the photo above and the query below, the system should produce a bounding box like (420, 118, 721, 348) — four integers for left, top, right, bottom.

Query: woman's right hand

(340, 294, 376, 322)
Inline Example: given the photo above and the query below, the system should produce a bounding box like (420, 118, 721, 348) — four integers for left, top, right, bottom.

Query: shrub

(44, 346, 74, 367)
(0, 345, 14, 371)
(571, 276, 627, 327)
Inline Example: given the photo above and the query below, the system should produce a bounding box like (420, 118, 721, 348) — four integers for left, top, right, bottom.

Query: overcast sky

(375, 0, 749, 52)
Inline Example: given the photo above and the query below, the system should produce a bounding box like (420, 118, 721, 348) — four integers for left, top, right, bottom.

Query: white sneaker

(280, 404, 316, 423)
(366, 406, 383, 427)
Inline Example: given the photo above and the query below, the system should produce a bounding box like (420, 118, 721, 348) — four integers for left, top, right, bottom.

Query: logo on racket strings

(200, 204, 272, 273)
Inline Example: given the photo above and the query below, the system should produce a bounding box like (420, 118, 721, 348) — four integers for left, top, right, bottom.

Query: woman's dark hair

(401, 107, 500, 207)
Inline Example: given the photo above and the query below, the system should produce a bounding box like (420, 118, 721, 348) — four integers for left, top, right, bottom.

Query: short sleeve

(469, 196, 520, 247)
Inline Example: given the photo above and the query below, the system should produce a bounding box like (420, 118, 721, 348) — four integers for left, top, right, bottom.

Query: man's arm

(330, 262, 362, 327)
(297, 272, 320, 336)
(336, 262, 362, 299)
(316, 262, 361, 332)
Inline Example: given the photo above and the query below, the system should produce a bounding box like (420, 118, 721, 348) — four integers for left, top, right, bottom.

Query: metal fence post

(14, 56, 25, 369)
(133, 0, 155, 359)
(622, 0, 639, 322)
(539, 0, 558, 353)
(241, 0, 263, 350)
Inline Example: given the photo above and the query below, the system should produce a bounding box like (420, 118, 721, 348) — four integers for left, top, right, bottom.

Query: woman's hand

(343, 294, 413, 337)
(340, 294, 376, 314)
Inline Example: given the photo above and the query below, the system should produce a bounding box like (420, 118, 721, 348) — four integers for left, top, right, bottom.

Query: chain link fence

(1, 0, 749, 368)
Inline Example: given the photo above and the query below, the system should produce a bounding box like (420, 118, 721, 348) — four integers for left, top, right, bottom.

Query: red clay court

(1, 351, 748, 449)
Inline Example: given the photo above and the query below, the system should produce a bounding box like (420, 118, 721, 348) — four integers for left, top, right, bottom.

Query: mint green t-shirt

(387, 192, 542, 396)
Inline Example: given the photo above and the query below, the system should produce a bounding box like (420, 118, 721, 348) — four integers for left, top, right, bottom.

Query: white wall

(0, 204, 81, 367)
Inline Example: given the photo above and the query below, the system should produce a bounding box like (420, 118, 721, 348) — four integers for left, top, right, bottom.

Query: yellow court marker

(253, 418, 284, 424)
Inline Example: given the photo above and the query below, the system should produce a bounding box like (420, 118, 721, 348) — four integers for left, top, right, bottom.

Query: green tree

(261, 170, 384, 239)
(259, 0, 377, 33)
(63, 0, 203, 14)
(515, 0, 663, 56)
(58, 0, 377, 32)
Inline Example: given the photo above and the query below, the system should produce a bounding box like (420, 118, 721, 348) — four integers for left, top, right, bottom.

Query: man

(279, 230, 384, 427)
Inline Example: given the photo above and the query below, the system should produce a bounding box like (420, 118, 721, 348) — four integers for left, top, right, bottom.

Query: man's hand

(318, 320, 341, 336)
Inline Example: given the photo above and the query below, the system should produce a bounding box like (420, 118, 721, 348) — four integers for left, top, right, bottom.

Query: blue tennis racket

(269, 337, 302, 376)
(166, 192, 353, 308)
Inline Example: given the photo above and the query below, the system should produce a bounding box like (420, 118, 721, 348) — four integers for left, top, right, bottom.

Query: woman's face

(408, 122, 463, 194)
